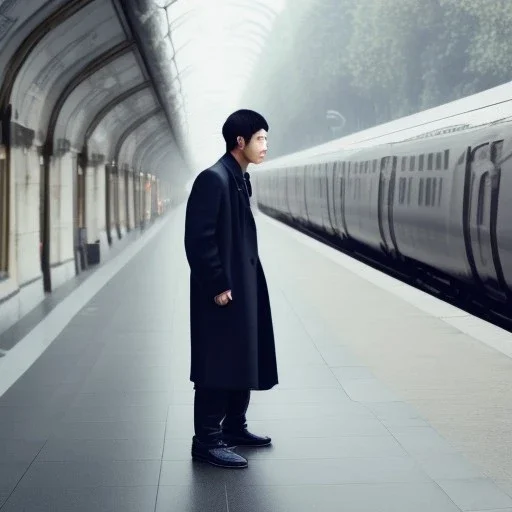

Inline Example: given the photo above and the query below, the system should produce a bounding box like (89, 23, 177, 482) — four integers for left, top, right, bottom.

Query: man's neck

(229, 149, 249, 172)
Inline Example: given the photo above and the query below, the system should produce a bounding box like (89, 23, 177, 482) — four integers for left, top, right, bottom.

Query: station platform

(1, 204, 512, 511)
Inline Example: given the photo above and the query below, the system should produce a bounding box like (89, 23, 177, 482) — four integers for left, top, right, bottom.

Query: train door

(378, 156, 398, 254)
(113, 166, 121, 239)
(303, 165, 311, 225)
(326, 161, 337, 235)
(39, 152, 44, 273)
(0, 145, 9, 280)
(322, 162, 334, 234)
(329, 162, 347, 238)
(466, 140, 506, 300)
(124, 167, 130, 232)
(282, 169, 289, 217)
(297, 166, 306, 224)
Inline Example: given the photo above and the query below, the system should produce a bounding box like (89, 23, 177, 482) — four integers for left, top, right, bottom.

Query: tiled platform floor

(1, 205, 512, 511)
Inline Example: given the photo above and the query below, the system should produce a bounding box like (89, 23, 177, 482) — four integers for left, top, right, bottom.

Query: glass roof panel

(153, 0, 287, 170)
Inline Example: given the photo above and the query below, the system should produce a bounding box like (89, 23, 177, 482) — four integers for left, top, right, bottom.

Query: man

(184, 109, 278, 469)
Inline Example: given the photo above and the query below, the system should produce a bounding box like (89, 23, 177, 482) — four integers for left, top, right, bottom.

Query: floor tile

(248, 387, 351, 404)
(412, 452, 486, 480)
(341, 378, 402, 402)
(159, 460, 230, 487)
(49, 420, 166, 441)
(155, 485, 227, 512)
(71, 391, 171, 408)
(226, 482, 461, 512)
(331, 366, 375, 381)
(437, 478, 512, 511)
(37, 438, 164, 462)
(0, 420, 55, 440)
(220, 457, 430, 486)
(61, 404, 169, 423)
(275, 365, 342, 389)
(227, 417, 390, 438)
(390, 426, 459, 456)
(0, 439, 45, 463)
(0, 463, 29, 491)
(0, 486, 158, 512)
(17, 460, 161, 488)
(244, 401, 375, 421)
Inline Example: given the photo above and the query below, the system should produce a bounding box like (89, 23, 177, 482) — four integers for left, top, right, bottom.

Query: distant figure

(184, 109, 278, 469)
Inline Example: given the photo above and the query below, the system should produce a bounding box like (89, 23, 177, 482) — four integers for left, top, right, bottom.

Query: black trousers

(194, 387, 250, 444)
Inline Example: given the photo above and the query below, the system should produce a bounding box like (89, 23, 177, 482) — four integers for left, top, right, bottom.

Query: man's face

(241, 129, 267, 165)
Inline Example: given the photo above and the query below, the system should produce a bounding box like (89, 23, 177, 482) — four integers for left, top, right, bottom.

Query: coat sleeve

(184, 170, 230, 298)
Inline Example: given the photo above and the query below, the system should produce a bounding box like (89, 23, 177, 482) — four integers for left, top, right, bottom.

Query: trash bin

(87, 241, 100, 265)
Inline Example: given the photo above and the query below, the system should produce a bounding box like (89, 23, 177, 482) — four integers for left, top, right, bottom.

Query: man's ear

(237, 136, 245, 149)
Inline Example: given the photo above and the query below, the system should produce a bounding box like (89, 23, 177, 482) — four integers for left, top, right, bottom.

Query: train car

(253, 82, 512, 305)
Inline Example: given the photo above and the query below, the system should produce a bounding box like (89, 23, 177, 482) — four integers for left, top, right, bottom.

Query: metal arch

(144, 144, 173, 174)
(117, 0, 185, 158)
(130, 119, 169, 165)
(153, 148, 174, 172)
(132, 130, 172, 171)
(113, 107, 162, 164)
(0, 0, 95, 120)
(45, 40, 135, 156)
(118, 115, 167, 169)
(87, 89, 159, 164)
(139, 136, 173, 173)
(118, 118, 168, 170)
(81, 81, 151, 159)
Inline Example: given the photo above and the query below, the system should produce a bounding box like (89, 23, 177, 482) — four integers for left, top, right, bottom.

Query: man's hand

(214, 290, 232, 306)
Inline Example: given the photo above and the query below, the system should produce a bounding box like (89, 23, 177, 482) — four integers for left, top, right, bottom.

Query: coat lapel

(220, 154, 255, 227)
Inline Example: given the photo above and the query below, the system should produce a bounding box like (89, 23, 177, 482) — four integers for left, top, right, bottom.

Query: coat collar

(220, 152, 252, 205)
(221, 151, 244, 177)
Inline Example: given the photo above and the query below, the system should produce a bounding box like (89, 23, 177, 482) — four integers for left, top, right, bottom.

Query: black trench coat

(184, 152, 278, 390)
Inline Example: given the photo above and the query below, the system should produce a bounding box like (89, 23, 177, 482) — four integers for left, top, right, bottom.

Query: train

(252, 81, 512, 307)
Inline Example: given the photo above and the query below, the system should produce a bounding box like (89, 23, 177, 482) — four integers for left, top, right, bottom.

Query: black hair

(222, 109, 269, 152)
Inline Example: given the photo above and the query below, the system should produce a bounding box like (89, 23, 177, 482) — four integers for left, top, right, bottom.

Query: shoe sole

(224, 441, 272, 448)
(191, 453, 248, 469)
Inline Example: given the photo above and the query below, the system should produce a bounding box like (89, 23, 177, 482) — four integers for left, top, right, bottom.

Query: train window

(0, 146, 7, 279)
(425, 178, 431, 206)
(398, 177, 406, 204)
(407, 177, 412, 204)
(373, 160, 377, 173)
(438, 178, 443, 205)
(432, 178, 437, 207)
(419, 154, 424, 171)
(409, 156, 415, 171)
(427, 153, 433, 170)
(491, 140, 503, 164)
(419, 178, 424, 206)
(436, 152, 442, 170)
(477, 177, 490, 225)
(365, 161, 369, 174)
(401, 157, 407, 172)
(444, 150, 449, 169)
(457, 151, 465, 165)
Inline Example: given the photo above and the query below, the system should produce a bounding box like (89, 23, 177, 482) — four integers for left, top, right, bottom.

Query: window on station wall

(0, 145, 8, 278)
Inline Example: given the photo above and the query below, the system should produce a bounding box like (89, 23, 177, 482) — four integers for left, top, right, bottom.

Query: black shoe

(191, 437, 248, 468)
(222, 428, 272, 447)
